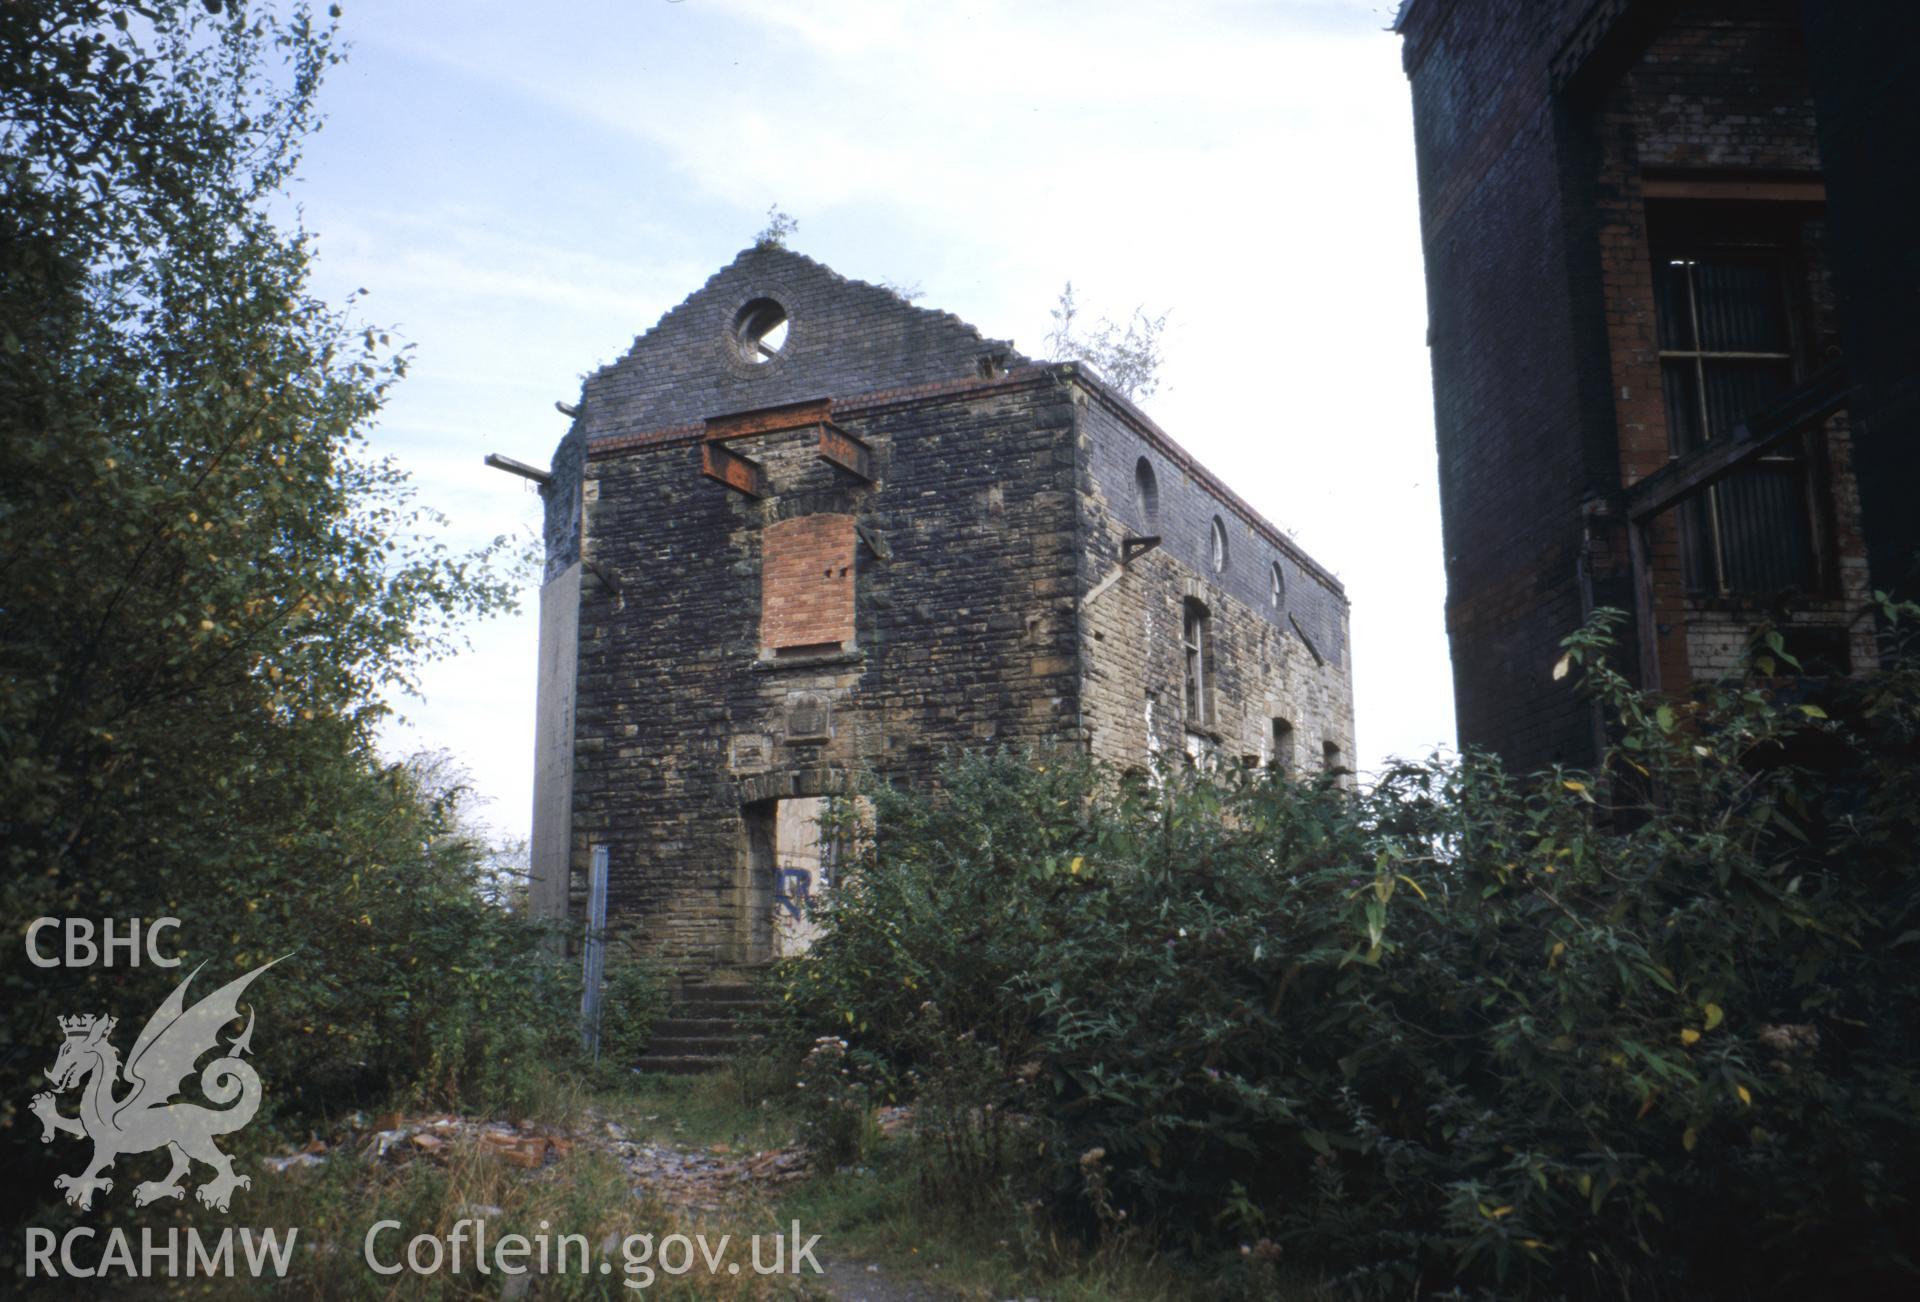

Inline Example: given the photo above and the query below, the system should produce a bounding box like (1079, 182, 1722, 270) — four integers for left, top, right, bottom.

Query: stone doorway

(738, 795, 836, 964)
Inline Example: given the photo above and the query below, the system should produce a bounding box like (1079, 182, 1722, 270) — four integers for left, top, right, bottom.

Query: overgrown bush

(594, 948, 671, 1080)
(774, 606, 1920, 1298)
(900, 998, 1023, 1208)
(794, 1036, 883, 1169)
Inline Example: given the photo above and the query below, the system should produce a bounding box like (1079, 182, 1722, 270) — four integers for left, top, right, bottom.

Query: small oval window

(1210, 516, 1229, 573)
(732, 298, 789, 364)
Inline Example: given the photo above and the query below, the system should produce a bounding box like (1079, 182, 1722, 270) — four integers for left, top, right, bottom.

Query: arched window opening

(1134, 457, 1158, 523)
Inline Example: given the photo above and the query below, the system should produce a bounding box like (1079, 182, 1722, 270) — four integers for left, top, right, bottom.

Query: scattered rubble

(257, 1105, 918, 1211)
(257, 1104, 942, 1297)
(603, 1116, 808, 1211)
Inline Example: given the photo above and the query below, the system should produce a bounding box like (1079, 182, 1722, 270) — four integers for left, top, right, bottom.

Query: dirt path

(590, 1113, 956, 1299)
(270, 1105, 953, 1298)
(813, 1257, 958, 1302)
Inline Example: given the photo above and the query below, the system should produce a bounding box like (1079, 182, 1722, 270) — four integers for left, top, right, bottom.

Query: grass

(770, 1131, 1337, 1301)
(68, 1065, 1326, 1299)
(602, 1072, 795, 1153)
(179, 1127, 785, 1298)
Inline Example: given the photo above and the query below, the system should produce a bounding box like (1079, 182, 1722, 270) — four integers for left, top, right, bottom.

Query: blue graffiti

(774, 867, 813, 918)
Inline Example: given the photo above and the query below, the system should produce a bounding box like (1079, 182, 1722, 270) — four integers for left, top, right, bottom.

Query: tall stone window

(1210, 516, 1229, 573)
(761, 513, 856, 656)
(1654, 234, 1813, 595)
(1182, 598, 1211, 727)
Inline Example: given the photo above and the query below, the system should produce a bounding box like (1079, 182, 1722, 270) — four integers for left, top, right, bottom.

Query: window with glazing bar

(1182, 598, 1210, 727)
(1654, 247, 1813, 595)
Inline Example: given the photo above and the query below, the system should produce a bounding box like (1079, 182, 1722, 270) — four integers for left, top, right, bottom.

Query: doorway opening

(739, 795, 838, 963)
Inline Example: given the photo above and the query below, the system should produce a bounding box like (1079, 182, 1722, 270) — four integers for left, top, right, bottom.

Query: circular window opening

(1270, 562, 1286, 609)
(732, 298, 789, 364)
(1210, 516, 1229, 573)
(1134, 457, 1158, 522)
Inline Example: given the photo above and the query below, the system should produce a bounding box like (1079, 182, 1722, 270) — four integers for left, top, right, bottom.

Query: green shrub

(795, 1035, 884, 1169)
(776, 606, 1920, 1299)
(899, 998, 1024, 1209)
(594, 948, 670, 1078)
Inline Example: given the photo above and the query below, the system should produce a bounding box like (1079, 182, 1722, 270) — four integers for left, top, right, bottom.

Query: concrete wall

(528, 562, 580, 921)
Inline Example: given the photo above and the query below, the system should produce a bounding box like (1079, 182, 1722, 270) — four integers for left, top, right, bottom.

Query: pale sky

(290, 0, 1449, 842)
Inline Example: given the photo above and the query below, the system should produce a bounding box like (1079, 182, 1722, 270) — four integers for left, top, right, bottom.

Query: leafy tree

(1, 0, 555, 1243)
(1045, 280, 1169, 401)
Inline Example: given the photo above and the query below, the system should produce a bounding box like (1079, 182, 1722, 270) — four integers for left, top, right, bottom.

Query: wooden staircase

(632, 973, 768, 1076)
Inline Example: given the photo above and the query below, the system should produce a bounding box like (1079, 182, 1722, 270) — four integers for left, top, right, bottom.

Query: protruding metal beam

(818, 423, 875, 481)
(485, 453, 552, 485)
(705, 398, 833, 441)
(701, 441, 767, 498)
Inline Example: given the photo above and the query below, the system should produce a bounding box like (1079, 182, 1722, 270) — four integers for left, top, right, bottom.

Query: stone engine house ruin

(523, 245, 1355, 968)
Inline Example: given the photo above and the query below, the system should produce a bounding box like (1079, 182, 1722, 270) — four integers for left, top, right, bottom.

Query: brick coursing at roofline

(583, 362, 1348, 604)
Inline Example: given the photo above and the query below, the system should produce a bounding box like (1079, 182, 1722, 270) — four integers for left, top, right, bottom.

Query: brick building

(518, 245, 1354, 967)
(1394, 0, 1920, 771)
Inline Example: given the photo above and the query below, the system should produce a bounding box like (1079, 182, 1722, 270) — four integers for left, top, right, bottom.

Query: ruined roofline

(584, 243, 1026, 390)
(584, 359, 1348, 605)
(1057, 362, 1349, 604)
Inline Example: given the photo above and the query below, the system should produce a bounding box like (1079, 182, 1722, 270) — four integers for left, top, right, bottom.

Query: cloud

(306, 0, 1454, 829)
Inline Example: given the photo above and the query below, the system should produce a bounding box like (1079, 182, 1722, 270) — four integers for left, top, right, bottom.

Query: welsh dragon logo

(31, 958, 281, 1212)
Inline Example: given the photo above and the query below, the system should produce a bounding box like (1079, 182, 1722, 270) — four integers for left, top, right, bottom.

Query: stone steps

(632, 977, 769, 1076)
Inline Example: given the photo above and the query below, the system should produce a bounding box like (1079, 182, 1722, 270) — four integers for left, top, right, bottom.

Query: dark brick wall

(1587, 6, 1874, 684)
(1627, 3, 1818, 169)
(1802, 0, 1920, 599)
(541, 247, 1354, 964)
(570, 376, 1081, 963)
(1399, 0, 1617, 769)
(543, 244, 1024, 575)
(584, 245, 1021, 430)
(1397, 0, 1893, 770)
